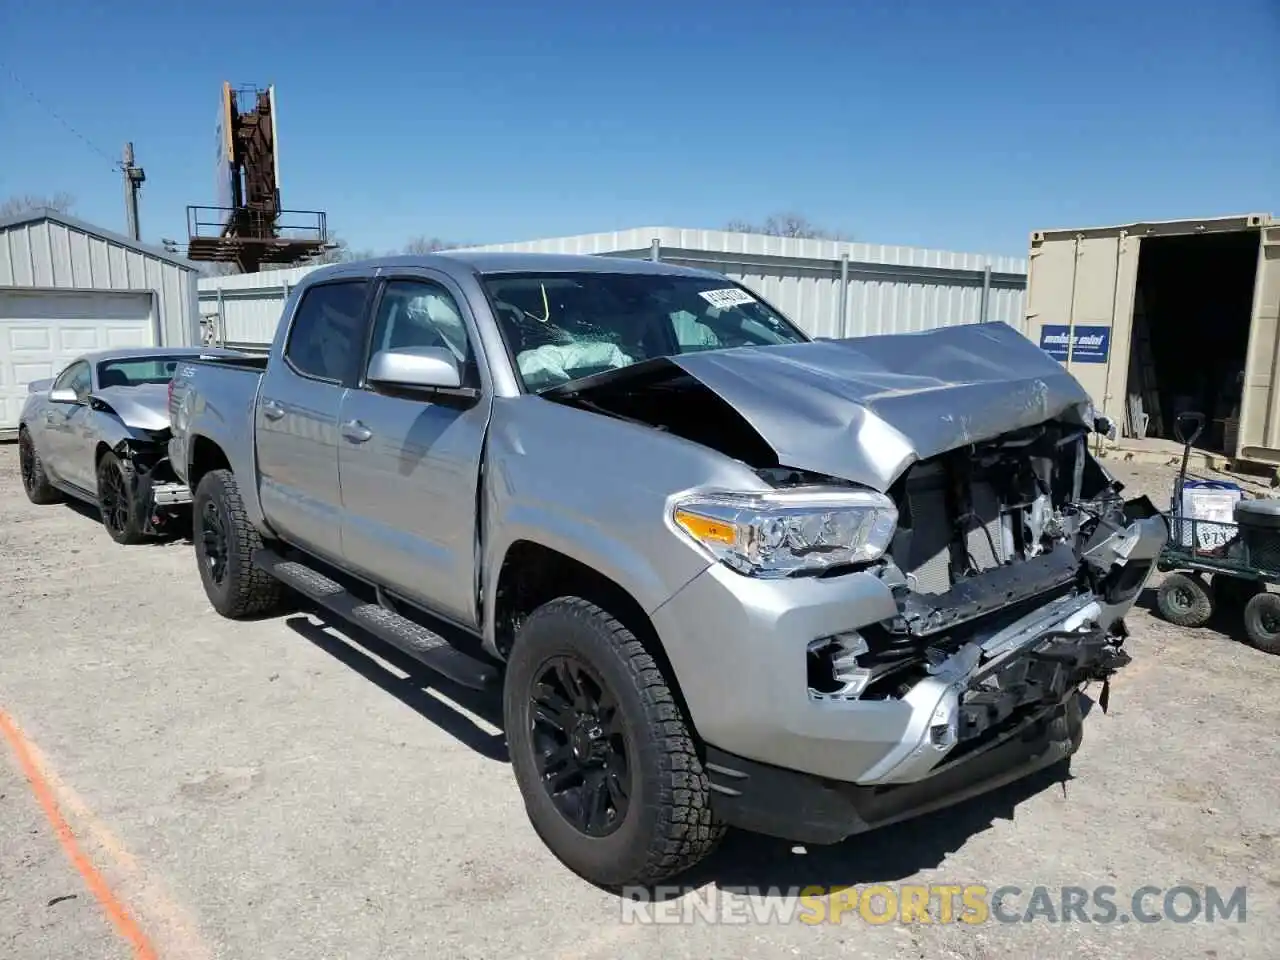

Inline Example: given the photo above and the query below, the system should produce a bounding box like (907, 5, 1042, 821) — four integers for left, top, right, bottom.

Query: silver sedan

(18, 346, 243, 544)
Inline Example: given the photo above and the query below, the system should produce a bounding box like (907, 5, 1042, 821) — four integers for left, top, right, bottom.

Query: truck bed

(167, 354, 269, 488)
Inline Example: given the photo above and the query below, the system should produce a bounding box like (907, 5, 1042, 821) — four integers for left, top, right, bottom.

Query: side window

(367, 279, 473, 372)
(284, 281, 370, 382)
(53, 361, 92, 401)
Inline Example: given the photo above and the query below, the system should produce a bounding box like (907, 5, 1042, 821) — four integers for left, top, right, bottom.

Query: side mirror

(1094, 415, 1118, 442)
(49, 387, 81, 404)
(367, 347, 462, 392)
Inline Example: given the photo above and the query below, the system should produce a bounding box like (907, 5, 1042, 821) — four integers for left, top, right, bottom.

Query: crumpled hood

(550, 321, 1096, 492)
(90, 383, 172, 432)
(667, 322, 1094, 490)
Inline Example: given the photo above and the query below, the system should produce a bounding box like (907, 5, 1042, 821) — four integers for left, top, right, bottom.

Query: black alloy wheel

(99, 462, 130, 536)
(530, 655, 631, 837)
(190, 468, 286, 618)
(96, 452, 145, 544)
(18, 431, 36, 494)
(200, 496, 230, 587)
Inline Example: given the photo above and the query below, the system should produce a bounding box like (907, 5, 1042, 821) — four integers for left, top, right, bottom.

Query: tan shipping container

(1024, 213, 1280, 466)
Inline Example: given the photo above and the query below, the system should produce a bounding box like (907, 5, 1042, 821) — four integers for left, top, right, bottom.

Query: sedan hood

(546, 322, 1095, 491)
(90, 383, 172, 432)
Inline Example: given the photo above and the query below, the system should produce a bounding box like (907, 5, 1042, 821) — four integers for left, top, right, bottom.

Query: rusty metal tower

(185, 83, 331, 273)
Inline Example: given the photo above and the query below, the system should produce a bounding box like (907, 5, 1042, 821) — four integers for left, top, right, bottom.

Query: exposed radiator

(893, 473, 1007, 595)
(964, 481, 1006, 572)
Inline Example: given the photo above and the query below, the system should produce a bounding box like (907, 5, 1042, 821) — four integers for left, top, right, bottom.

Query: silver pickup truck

(169, 252, 1167, 888)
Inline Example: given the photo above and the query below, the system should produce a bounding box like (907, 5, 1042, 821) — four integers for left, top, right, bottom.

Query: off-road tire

(1213, 574, 1262, 611)
(96, 451, 147, 545)
(18, 428, 63, 505)
(193, 468, 286, 619)
(504, 597, 725, 888)
(1156, 572, 1214, 628)
(1242, 591, 1280, 656)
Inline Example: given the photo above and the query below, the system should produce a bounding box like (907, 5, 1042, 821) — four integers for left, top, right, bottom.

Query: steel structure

(185, 83, 329, 273)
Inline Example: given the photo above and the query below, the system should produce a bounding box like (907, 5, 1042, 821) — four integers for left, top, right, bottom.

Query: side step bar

(254, 550, 499, 691)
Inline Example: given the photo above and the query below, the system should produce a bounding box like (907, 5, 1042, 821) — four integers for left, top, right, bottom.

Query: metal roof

(0, 207, 198, 272)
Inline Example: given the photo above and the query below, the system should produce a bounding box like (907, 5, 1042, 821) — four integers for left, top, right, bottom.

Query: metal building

(0, 208, 200, 436)
(1023, 212, 1279, 467)
(197, 226, 1027, 349)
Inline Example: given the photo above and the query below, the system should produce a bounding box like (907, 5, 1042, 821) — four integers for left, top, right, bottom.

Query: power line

(1, 61, 120, 170)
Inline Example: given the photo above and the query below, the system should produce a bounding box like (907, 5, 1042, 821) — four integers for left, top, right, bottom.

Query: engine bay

(806, 417, 1163, 728)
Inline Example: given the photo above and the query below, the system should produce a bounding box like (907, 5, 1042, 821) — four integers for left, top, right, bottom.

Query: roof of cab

(299, 251, 725, 284)
(77, 346, 243, 365)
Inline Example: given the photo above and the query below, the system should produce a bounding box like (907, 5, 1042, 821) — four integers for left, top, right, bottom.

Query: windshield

(96, 356, 195, 388)
(481, 272, 809, 391)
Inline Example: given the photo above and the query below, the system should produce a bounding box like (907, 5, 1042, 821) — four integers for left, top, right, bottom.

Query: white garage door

(0, 289, 156, 433)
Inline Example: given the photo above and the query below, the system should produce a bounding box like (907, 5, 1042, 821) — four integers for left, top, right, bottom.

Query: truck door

(255, 278, 371, 564)
(337, 274, 491, 627)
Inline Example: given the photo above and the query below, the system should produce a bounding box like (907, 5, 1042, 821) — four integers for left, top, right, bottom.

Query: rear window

(97, 356, 198, 388)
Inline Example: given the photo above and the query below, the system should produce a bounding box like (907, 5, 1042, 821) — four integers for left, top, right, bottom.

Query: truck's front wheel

(503, 597, 724, 888)
(192, 468, 286, 619)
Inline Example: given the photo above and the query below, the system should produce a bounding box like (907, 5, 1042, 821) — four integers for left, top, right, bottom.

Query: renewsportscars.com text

(619, 884, 1248, 926)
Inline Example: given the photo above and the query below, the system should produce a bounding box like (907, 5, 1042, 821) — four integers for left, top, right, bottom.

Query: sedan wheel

(96, 452, 146, 545)
(17, 429, 63, 505)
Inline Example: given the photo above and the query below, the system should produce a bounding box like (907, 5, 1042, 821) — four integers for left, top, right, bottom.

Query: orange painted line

(0, 708, 158, 960)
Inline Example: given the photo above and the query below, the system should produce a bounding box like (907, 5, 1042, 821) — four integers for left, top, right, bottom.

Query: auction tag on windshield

(699, 287, 757, 310)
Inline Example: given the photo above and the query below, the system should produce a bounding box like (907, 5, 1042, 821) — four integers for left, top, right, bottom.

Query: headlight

(671, 486, 898, 577)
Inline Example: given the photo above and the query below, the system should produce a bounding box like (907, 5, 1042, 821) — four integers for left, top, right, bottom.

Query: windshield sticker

(698, 287, 757, 310)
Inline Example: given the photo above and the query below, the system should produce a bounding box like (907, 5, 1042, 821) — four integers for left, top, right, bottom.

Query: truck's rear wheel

(503, 597, 724, 888)
(193, 468, 286, 619)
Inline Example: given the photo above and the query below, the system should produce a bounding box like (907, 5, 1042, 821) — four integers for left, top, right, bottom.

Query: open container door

(1237, 222, 1280, 464)
(1025, 225, 1141, 431)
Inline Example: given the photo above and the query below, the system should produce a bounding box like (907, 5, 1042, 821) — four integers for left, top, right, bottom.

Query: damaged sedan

(18, 346, 244, 544)
(168, 253, 1168, 887)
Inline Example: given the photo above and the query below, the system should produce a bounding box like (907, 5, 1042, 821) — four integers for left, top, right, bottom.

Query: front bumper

(650, 508, 1167, 789)
(704, 691, 1084, 846)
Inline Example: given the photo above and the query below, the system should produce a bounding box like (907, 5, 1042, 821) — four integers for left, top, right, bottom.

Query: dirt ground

(1, 443, 1277, 960)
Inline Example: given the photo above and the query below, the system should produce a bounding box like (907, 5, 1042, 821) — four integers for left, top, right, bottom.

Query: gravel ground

(1, 443, 1277, 959)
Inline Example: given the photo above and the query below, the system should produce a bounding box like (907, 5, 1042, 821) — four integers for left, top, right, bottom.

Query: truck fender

(481, 506, 709, 658)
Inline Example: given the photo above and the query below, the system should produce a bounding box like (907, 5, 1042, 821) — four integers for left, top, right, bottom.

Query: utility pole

(121, 142, 146, 240)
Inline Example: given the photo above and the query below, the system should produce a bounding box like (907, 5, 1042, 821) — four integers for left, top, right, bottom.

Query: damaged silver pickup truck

(168, 253, 1167, 888)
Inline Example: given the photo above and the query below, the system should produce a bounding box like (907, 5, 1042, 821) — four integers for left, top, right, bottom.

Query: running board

(253, 550, 499, 691)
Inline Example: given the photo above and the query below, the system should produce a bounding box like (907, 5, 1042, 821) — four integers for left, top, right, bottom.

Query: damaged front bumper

(111, 437, 192, 535)
(650, 501, 1167, 844)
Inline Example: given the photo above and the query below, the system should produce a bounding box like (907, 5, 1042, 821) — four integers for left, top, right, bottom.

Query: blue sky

(2, 0, 1277, 259)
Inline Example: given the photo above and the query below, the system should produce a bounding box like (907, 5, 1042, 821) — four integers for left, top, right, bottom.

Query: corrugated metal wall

(0, 217, 199, 346)
(198, 226, 1027, 347)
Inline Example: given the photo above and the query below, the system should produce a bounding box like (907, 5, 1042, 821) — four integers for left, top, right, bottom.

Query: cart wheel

(1156, 573, 1214, 628)
(1213, 575, 1262, 610)
(1242, 592, 1280, 655)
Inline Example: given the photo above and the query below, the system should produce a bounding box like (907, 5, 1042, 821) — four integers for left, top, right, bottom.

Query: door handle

(261, 399, 286, 421)
(341, 419, 373, 443)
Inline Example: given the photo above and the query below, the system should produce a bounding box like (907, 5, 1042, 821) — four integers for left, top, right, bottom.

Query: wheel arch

(492, 539, 701, 742)
(187, 434, 232, 493)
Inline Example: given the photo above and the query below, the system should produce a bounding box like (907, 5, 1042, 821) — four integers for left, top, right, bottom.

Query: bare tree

(402, 236, 462, 254)
(724, 212, 849, 241)
(304, 234, 378, 264)
(197, 261, 241, 278)
(0, 192, 75, 218)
